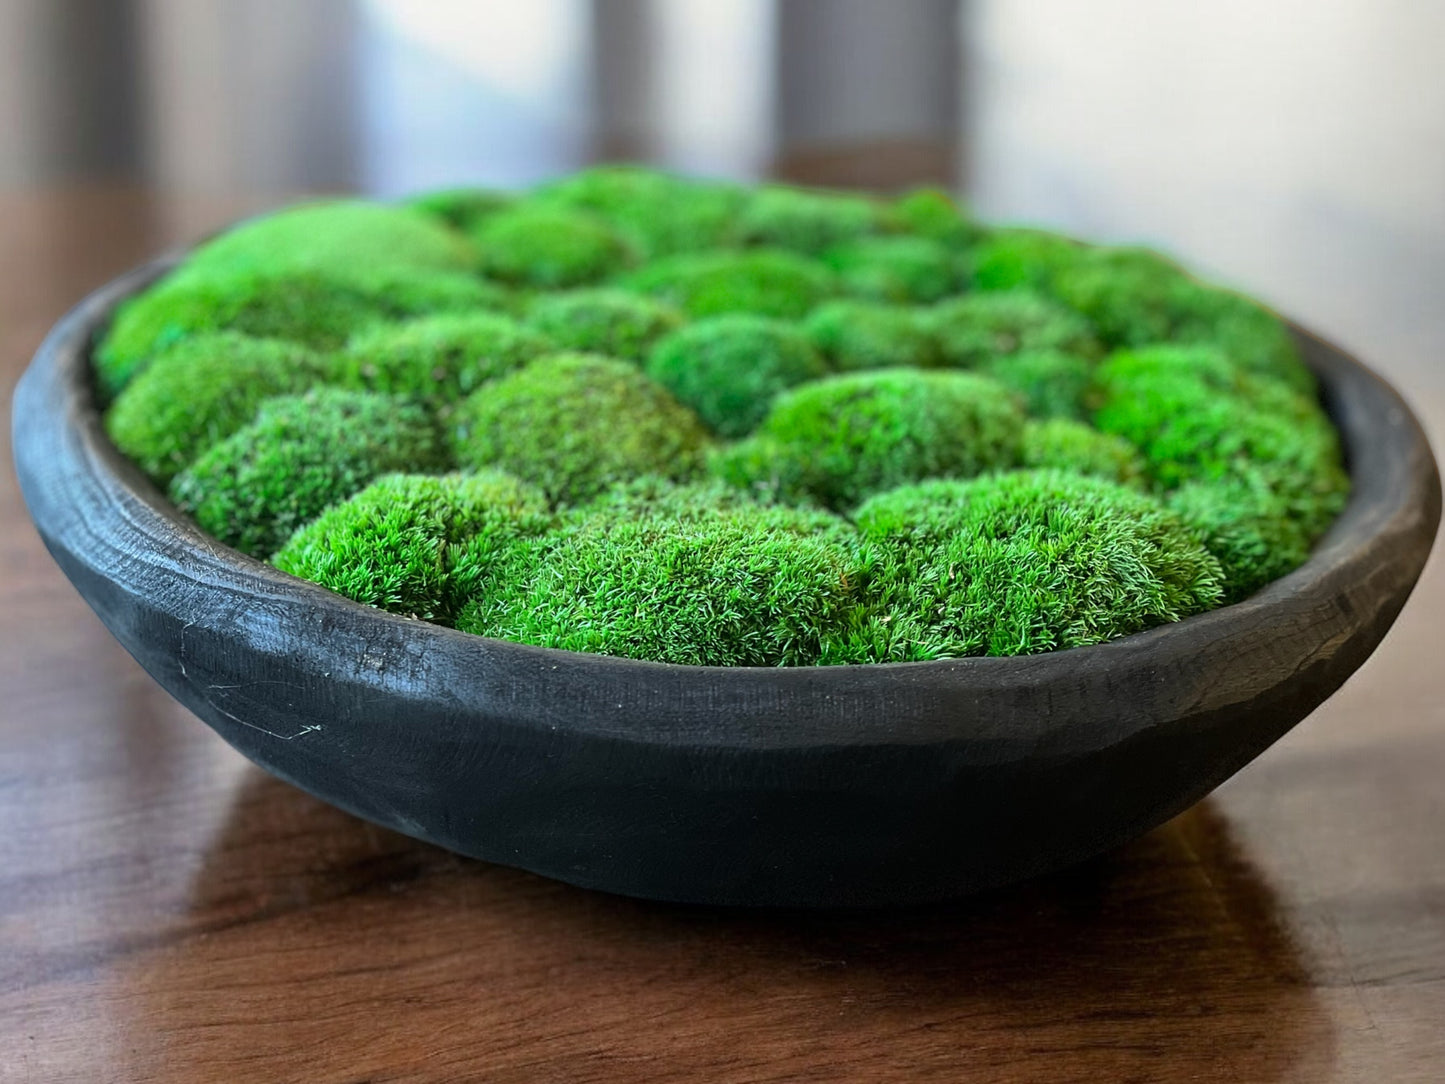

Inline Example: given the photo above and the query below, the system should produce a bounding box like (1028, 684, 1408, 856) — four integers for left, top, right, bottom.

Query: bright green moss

(928, 289, 1100, 369)
(333, 313, 555, 408)
(823, 235, 963, 303)
(455, 483, 866, 666)
(1049, 245, 1193, 347)
(533, 165, 745, 257)
(1020, 419, 1147, 486)
(1172, 285, 1315, 394)
(272, 470, 550, 622)
(802, 300, 941, 371)
(170, 389, 445, 558)
(96, 264, 505, 397)
(969, 228, 1086, 291)
(404, 187, 516, 233)
(981, 349, 1092, 421)
(889, 186, 979, 245)
(474, 205, 633, 288)
(712, 369, 1025, 509)
(105, 333, 332, 485)
(622, 249, 836, 319)
(646, 315, 827, 438)
(736, 184, 883, 253)
(525, 289, 683, 362)
(846, 471, 1225, 659)
(452, 352, 711, 504)
(186, 200, 477, 277)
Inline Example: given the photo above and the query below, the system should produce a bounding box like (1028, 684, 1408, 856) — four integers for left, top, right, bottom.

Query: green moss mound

(969, 228, 1085, 292)
(272, 470, 550, 622)
(736, 185, 883, 253)
(848, 471, 1225, 659)
(803, 300, 940, 371)
(713, 369, 1025, 509)
(929, 289, 1100, 369)
(333, 312, 555, 407)
(982, 349, 1092, 421)
(824, 235, 962, 303)
(1020, 418, 1147, 486)
(170, 388, 445, 558)
(105, 333, 332, 485)
(455, 483, 866, 665)
(889, 186, 979, 245)
(404, 187, 515, 233)
(622, 249, 836, 319)
(646, 315, 827, 438)
(452, 352, 711, 504)
(474, 205, 632, 288)
(525, 289, 683, 362)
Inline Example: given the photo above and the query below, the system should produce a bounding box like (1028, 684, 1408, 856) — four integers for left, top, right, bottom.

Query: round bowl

(12, 257, 1441, 907)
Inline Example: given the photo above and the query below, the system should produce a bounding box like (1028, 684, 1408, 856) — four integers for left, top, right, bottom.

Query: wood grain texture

(3, 190, 1445, 1082)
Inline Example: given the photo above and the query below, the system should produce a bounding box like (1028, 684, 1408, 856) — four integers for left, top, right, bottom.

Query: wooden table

(2, 190, 1442, 1083)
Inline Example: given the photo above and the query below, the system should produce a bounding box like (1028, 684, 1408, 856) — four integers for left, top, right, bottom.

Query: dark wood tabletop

(2, 189, 1442, 1084)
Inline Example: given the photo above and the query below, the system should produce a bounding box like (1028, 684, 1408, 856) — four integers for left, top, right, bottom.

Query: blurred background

(1, 0, 1443, 414)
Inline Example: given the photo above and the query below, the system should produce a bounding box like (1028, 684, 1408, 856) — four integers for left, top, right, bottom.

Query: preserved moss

(823, 235, 963, 303)
(969, 228, 1086, 292)
(736, 185, 883, 253)
(929, 290, 1100, 370)
(1020, 418, 1147, 486)
(452, 352, 712, 505)
(981, 349, 1092, 421)
(474, 205, 633, 288)
(105, 333, 331, 485)
(170, 389, 446, 558)
(622, 249, 836, 319)
(525, 289, 684, 362)
(803, 300, 941, 371)
(889, 186, 979, 246)
(404, 187, 515, 233)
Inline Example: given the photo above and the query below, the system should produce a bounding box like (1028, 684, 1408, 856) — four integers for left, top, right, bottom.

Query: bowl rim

(12, 253, 1441, 753)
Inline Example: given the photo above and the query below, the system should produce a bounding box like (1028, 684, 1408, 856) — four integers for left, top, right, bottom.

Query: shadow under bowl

(11, 258, 1441, 907)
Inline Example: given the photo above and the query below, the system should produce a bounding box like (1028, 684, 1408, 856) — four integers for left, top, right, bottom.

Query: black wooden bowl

(12, 258, 1441, 907)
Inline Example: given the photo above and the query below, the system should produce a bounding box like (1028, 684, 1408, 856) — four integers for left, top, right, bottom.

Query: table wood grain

(2, 189, 1442, 1083)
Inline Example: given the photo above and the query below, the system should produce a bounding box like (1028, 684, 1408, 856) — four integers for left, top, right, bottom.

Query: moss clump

(272, 470, 550, 622)
(532, 165, 744, 257)
(1020, 419, 1146, 486)
(736, 185, 883, 253)
(646, 316, 827, 438)
(1172, 286, 1315, 394)
(474, 205, 632, 288)
(712, 369, 1025, 509)
(981, 349, 1092, 421)
(96, 264, 505, 397)
(847, 471, 1225, 659)
(452, 352, 711, 504)
(823, 235, 963, 303)
(525, 289, 683, 362)
(333, 313, 555, 407)
(455, 483, 866, 666)
(105, 333, 332, 485)
(170, 389, 445, 558)
(622, 249, 836, 319)
(969, 228, 1086, 292)
(929, 290, 1100, 369)
(889, 186, 979, 245)
(186, 200, 477, 277)
(802, 300, 941, 371)
(404, 187, 515, 233)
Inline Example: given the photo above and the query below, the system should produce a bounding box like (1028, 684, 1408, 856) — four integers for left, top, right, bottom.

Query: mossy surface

(272, 470, 550, 622)
(803, 300, 940, 371)
(824, 236, 962, 303)
(452, 352, 711, 505)
(889, 186, 979, 246)
(105, 333, 331, 485)
(736, 185, 882, 253)
(847, 471, 1225, 659)
(1020, 418, 1147, 486)
(474, 205, 632, 288)
(622, 249, 836, 319)
(969, 228, 1085, 292)
(333, 312, 555, 407)
(712, 369, 1025, 509)
(646, 316, 827, 438)
(929, 290, 1100, 369)
(170, 389, 445, 558)
(404, 187, 515, 233)
(982, 349, 1092, 420)
(525, 289, 683, 362)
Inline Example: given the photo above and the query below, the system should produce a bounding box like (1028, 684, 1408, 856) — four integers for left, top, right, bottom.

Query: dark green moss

(802, 300, 941, 372)
(622, 249, 836, 319)
(928, 289, 1100, 369)
(333, 313, 555, 407)
(272, 470, 550, 622)
(455, 483, 866, 666)
(711, 369, 1025, 509)
(474, 205, 633, 288)
(105, 333, 332, 485)
(452, 352, 711, 504)
(1020, 419, 1147, 486)
(646, 315, 827, 438)
(170, 388, 446, 558)
(845, 470, 1225, 659)
(889, 186, 980, 245)
(736, 184, 883, 253)
(981, 349, 1092, 421)
(404, 187, 516, 233)
(96, 264, 506, 397)
(1171, 285, 1315, 394)
(824, 235, 964, 303)
(525, 289, 684, 362)
(969, 228, 1086, 292)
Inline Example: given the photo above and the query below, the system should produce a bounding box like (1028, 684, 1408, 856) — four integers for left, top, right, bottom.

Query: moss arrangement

(98, 170, 1350, 667)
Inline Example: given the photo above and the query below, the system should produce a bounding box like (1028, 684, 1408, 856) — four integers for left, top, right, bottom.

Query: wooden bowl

(12, 258, 1441, 907)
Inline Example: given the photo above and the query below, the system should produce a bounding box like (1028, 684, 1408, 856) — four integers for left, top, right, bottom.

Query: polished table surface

(2, 189, 1443, 1083)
